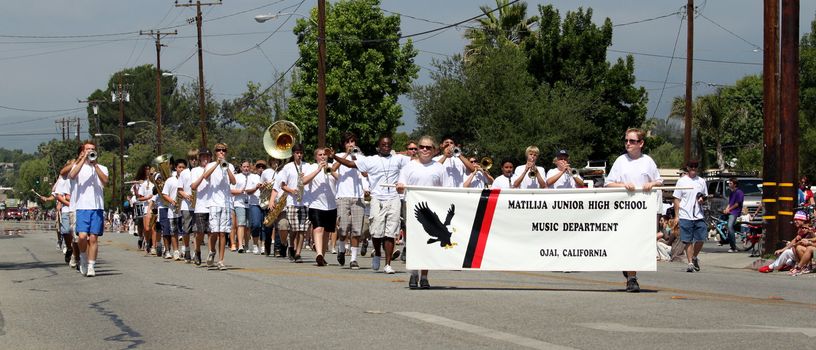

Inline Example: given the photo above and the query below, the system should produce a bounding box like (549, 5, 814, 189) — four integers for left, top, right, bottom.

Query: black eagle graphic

(414, 202, 457, 249)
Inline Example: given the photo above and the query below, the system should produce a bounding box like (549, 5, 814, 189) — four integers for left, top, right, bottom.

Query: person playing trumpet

(545, 149, 585, 189)
(463, 156, 494, 188)
(513, 145, 547, 188)
(67, 141, 109, 277)
(434, 136, 476, 188)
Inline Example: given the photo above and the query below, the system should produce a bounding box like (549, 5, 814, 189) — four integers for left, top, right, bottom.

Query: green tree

(800, 14, 816, 177)
(464, 0, 539, 61)
(524, 5, 647, 162)
(287, 0, 419, 152)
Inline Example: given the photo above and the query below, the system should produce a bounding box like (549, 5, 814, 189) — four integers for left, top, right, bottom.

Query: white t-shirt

(232, 173, 249, 208)
(399, 159, 445, 187)
(673, 175, 708, 220)
(355, 153, 410, 201)
(492, 174, 516, 189)
(246, 173, 261, 206)
(433, 155, 467, 187)
(464, 171, 488, 188)
(137, 180, 154, 202)
(303, 163, 337, 210)
(161, 176, 180, 219)
(206, 162, 235, 208)
(177, 168, 193, 211)
(335, 152, 367, 199)
(605, 153, 663, 187)
(54, 176, 71, 213)
(191, 165, 210, 214)
(546, 168, 583, 189)
(513, 165, 547, 189)
(278, 161, 309, 207)
(72, 162, 109, 210)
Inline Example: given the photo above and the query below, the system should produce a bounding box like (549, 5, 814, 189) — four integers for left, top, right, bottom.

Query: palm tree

(669, 92, 732, 170)
(464, 0, 539, 62)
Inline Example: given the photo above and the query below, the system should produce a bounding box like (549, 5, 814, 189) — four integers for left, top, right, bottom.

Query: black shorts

(308, 208, 337, 231)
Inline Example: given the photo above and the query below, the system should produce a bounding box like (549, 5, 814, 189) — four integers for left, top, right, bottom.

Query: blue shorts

(75, 209, 104, 236)
(234, 207, 248, 226)
(159, 208, 174, 237)
(679, 219, 707, 243)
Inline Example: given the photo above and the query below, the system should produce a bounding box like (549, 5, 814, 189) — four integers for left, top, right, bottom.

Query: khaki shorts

(369, 197, 401, 239)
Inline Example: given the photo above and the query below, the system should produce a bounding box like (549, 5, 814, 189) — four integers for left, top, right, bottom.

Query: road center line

(395, 311, 577, 350)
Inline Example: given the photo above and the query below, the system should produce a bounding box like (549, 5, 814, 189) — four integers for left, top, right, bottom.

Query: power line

(613, 11, 681, 27)
(608, 48, 761, 66)
(699, 13, 762, 51)
(0, 104, 84, 113)
(651, 14, 685, 119)
(203, 0, 306, 57)
(0, 132, 63, 137)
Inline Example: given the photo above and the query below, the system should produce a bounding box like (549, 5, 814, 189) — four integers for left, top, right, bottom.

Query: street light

(254, 12, 317, 25)
(162, 72, 197, 80)
(256, 5, 327, 148)
(126, 121, 155, 127)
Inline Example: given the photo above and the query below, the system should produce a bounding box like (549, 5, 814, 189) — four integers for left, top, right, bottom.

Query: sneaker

(137, 239, 143, 250)
(626, 278, 640, 293)
(206, 252, 216, 267)
(173, 250, 181, 261)
(164, 250, 173, 259)
(316, 255, 326, 266)
(194, 252, 202, 266)
(391, 249, 401, 261)
(420, 278, 430, 289)
(79, 258, 88, 276)
(288, 247, 296, 259)
(64, 249, 73, 264)
(184, 251, 192, 263)
(779, 264, 793, 272)
(86, 265, 95, 277)
(409, 274, 418, 289)
(331, 249, 337, 254)
(294, 255, 303, 263)
(361, 240, 368, 256)
(150, 247, 157, 256)
(686, 263, 695, 273)
(350, 261, 360, 270)
(252, 246, 260, 255)
(758, 265, 772, 273)
(217, 261, 227, 270)
(69, 255, 77, 268)
(238, 246, 245, 254)
(727, 249, 738, 253)
(788, 267, 802, 276)
(337, 252, 346, 266)
(692, 257, 700, 271)
(230, 246, 237, 252)
(384, 265, 395, 274)
(57, 240, 63, 252)
(260, 246, 266, 255)
(288, 254, 296, 262)
(372, 256, 381, 271)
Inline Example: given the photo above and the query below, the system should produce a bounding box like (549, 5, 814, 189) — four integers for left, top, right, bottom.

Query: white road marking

(396, 311, 577, 350)
(579, 323, 816, 338)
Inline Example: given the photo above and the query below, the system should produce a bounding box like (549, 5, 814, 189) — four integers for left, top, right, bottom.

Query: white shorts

(369, 197, 401, 239)
(208, 206, 232, 233)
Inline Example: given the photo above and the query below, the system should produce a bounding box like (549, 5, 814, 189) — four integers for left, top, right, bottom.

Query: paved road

(1, 220, 815, 350)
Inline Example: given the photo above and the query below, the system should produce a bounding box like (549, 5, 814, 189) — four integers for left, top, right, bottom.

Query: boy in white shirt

(513, 146, 547, 188)
(190, 149, 212, 266)
(196, 143, 236, 270)
(67, 141, 109, 277)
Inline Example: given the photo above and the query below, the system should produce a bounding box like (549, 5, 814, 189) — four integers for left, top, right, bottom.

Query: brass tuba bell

(479, 157, 493, 171)
(263, 120, 302, 160)
(151, 153, 174, 205)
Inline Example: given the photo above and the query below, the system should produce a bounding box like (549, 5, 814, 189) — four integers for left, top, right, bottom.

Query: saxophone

(263, 195, 287, 227)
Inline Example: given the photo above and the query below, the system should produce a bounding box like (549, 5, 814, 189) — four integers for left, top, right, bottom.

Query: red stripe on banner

(471, 188, 500, 268)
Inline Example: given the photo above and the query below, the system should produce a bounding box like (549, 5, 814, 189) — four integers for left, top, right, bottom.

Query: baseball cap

(794, 211, 807, 221)
(198, 148, 212, 156)
(556, 149, 569, 157)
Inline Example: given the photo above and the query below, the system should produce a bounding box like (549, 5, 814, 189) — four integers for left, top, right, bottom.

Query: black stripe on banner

(462, 188, 492, 268)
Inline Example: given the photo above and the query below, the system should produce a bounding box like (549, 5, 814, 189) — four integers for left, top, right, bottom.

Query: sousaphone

(263, 120, 302, 160)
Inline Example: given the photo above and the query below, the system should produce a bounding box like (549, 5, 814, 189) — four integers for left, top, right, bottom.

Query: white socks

(350, 247, 359, 261)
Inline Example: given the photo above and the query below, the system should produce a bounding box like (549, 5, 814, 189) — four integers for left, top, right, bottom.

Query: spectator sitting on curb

(758, 211, 814, 273)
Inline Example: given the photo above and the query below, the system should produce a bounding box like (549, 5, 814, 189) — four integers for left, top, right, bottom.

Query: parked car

(4, 207, 22, 221)
(702, 170, 764, 225)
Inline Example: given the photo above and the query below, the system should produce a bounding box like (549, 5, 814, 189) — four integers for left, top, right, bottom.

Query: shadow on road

(89, 299, 144, 349)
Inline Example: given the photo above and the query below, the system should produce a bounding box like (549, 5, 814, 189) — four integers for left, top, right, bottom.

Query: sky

(1, 0, 815, 153)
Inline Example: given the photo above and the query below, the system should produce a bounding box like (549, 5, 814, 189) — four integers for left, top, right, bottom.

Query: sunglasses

(407, 147, 418, 151)
(625, 139, 641, 144)
(215, 148, 227, 152)
(418, 145, 434, 150)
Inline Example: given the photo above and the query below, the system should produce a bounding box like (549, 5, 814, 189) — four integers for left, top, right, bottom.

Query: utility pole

(778, 0, 799, 242)
(762, 0, 780, 254)
(140, 29, 177, 155)
(76, 117, 80, 141)
(55, 119, 66, 141)
(176, 0, 221, 149)
(317, 0, 327, 148)
(683, 0, 694, 164)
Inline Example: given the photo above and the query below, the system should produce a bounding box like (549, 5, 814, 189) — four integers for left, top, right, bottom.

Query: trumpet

(324, 165, 332, 174)
(569, 168, 580, 177)
(350, 146, 361, 160)
(219, 159, 229, 169)
(479, 157, 493, 171)
(451, 147, 462, 158)
(87, 150, 98, 161)
(528, 167, 538, 178)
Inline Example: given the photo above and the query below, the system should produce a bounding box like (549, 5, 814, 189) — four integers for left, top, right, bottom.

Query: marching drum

(134, 202, 147, 218)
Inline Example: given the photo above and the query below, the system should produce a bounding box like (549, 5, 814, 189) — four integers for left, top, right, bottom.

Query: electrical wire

(699, 13, 761, 51)
(0, 104, 85, 113)
(608, 49, 761, 66)
(613, 11, 681, 27)
(651, 14, 685, 119)
(203, 0, 306, 57)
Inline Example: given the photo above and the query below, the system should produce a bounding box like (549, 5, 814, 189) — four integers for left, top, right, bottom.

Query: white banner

(405, 187, 659, 271)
